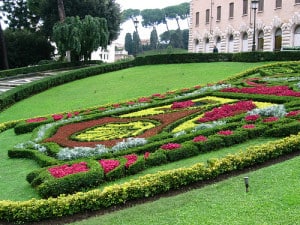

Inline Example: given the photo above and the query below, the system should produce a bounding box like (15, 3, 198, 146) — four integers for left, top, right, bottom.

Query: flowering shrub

(144, 152, 150, 159)
(263, 117, 279, 123)
(99, 159, 120, 174)
(243, 124, 256, 129)
(247, 105, 286, 118)
(48, 162, 89, 178)
(171, 100, 195, 109)
(124, 154, 138, 168)
(198, 101, 256, 123)
(217, 130, 234, 136)
(222, 85, 300, 97)
(52, 114, 64, 121)
(193, 135, 208, 142)
(26, 117, 47, 123)
(161, 143, 181, 150)
(245, 114, 260, 122)
(286, 110, 300, 117)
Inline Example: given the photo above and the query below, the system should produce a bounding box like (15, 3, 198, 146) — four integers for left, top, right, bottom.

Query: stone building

(188, 0, 300, 53)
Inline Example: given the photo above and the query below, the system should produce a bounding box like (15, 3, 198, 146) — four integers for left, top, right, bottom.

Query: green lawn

(69, 155, 300, 225)
(0, 62, 267, 122)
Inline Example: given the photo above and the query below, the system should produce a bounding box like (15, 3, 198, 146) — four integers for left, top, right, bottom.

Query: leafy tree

(27, 0, 121, 42)
(124, 33, 133, 55)
(121, 9, 140, 23)
(4, 29, 54, 68)
(1, 0, 39, 31)
(150, 27, 158, 50)
(141, 9, 164, 28)
(132, 31, 140, 57)
(53, 15, 108, 61)
(170, 29, 183, 49)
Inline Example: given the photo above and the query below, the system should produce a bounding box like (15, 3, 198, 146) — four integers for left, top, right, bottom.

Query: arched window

(294, 26, 300, 46)
(242, 32, 248, 52)
(204, 38, 210, 52)
(228, 34, 234, 52)
(195, 39, 200, 52)
(274, 28, 282, 51)
(258, 31, 264, 51)
(216, 36, 221, 51)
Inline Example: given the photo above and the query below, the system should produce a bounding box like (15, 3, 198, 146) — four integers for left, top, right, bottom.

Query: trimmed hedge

(1, 132, 300, 223)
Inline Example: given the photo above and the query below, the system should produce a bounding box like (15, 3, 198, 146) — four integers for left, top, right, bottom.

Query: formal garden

(0, 59, 300, 224)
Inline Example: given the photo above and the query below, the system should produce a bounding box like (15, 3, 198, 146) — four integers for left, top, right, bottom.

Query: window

(195, 12, 200, 26)
(229, 3, 234, 18)
(243, 0, 248, 15)
(274, 29, 282, 51)
(276, 0, 282, 8)
(206, 9, 210, 23)
(217, 6, 221, 21)
(258, 0, 264, 11)
(296, 0, 300, 4)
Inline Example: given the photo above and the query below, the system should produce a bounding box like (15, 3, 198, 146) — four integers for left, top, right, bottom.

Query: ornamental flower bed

(221, 85, 300, 97)
(198, 100, 256, 123)
(124, 154, 138, 168)
(26, 117, 47, 123)
(242, 124, 256, 129)
(263, 117, 279, 123)
(245, 114, 260, 122)
(193, 135, 208, 142)
(48, 162, 89, 178)
(99, 159, 120, 174)
(161, 143, 181, 150)
(171, 100, 195, 109)
(217, 130, 234, 136)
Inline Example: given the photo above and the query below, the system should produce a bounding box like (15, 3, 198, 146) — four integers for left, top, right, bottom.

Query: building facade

(188, 0, 300, 53)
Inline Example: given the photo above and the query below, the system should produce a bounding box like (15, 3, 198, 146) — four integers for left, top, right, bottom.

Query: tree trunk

(57, 0, 66, 22)
(0, 23, 9, 69)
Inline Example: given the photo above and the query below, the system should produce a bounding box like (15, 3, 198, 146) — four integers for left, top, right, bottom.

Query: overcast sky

(116, 0, 189, 10)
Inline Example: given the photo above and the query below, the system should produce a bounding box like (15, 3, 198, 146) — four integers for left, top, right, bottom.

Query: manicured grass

(69, 155, 300, 225)
(0, 62, 267, 122)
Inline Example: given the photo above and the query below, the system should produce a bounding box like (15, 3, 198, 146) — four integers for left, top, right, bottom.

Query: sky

(116, 0, 189, 10)
(115, 0, 190, 44)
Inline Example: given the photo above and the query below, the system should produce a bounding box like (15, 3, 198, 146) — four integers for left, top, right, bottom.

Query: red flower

(245, 114, 260, 121)
(286, 110, 300, 117)
(171, 100, 195, 109)
(48, 162, 88, 178)
(127, 101, 135, 105)
(243, 124, 256, 129)
(144, 152, 150, 159)
(217, 130, 234, 136)
(193, 135, 208, 142)
(263, 117, 279, 123)
(124, 154, 138, 168)
(99, 159, 120, 174)
(161, 143, 181, 150)
(99, 107, 106, 111)
(26, 117, 47, 123)
(138, 97, 151, 103)
(52, 114, 64, 121)
(194, 85, 201, 89)
(198, 101, 256, 123)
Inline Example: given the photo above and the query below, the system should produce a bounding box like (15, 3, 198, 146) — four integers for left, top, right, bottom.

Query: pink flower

(286, 110, 300, 117)
(198, 101, 256, 123)
(217, 130, 234, 136)
(127, 101, 135, 105)
(243, 124, 256, 129)
(161, 143, 181, 150)
(52, 114, 64, 121)
(193, 135, 208, 142)
(171, 100, 195, 109)
(26, 117, 47, 123)
(263, 117, 279, 123)
(144, 152, 150, 159)
(99, 159, 120, 174)
(124, 154, 138, 168)
(245, 114, 260, 121)
(48, 162, 89, 178)
(138, 97, 151, 103)
(112, 104, 121, 108)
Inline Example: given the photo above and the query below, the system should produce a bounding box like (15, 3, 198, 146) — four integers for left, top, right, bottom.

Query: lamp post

(133, 18, 139, 33)
(251, 0, 259, 51)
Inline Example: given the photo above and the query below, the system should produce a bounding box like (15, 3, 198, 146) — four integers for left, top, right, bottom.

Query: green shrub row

(22, 126, 265, 198)
(1, 132, 300, 223)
